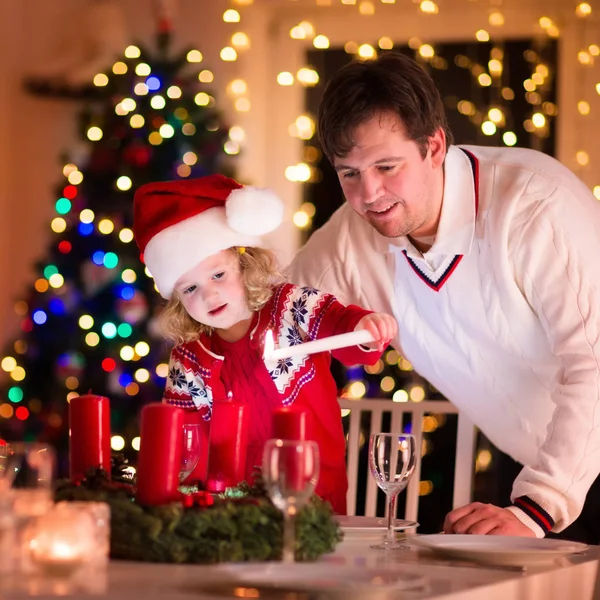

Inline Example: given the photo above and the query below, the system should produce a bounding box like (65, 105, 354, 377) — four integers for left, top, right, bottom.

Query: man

(288, 52, 600, 543)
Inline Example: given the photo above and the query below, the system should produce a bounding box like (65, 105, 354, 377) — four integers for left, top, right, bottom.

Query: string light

(234, 98, 251, 112)
(150, 96, 166, 109)
(186, 50, 203, 63)
(130, 114, 144, 128)
(124, 45, 140, 58)
(532, 112, 546, 128)
(231, 32, 250, 49)
(478, 73, 492, 87)
(313, 35, 330, 49)
(220, 47, 238, 61)
(359, 1, 375, 15)
(419, 1, 439, 14)
(135, 63, 151, 76)
(277, 72, 294, 86)
(198, 70, 214, 83)
(392, 390, 409, 403)
(111, 436, 126, 451)
(481, 121, 496, 135)
(119, 228, 134, 243)
(195, 92, 210, 106)
(229, 126, 245, 142)
(134, 83, 149, 96)
(113, 62, 127, 75)
(488, 12, 505, 26)
(93, 74, 108, 87)
(87, 127, 103, 141)
(183, 151, 199, 165)
(296, 68, 319, 86)
(577, 150, 590, 165)
(285, 163, 312, 182)
(358, 44, 376, 59)
(293, 211, 311, 228)
(345, 41, 359, 54)
(503, 131, 517, 146)
(576, 2, 592, 17)
(229, 79, 248, 95)
(116, 176, 132, 191)
(418, 44, 435, 59)
(578, 101, 591, 115)
(223, 9, 240, 22)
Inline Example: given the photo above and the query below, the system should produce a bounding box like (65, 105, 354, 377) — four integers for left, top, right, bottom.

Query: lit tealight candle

(263, 329, 375, 361)
(32, 540, 85, 576)
(29, 506, 96, 576)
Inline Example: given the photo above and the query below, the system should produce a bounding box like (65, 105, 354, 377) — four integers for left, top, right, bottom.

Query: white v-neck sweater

(288, 145, 600, 537)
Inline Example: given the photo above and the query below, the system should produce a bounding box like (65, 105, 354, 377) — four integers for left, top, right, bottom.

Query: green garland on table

(54, 457, 342, 564)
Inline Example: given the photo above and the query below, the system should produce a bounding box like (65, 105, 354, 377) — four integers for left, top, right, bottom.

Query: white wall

(1, 0, 599, 347)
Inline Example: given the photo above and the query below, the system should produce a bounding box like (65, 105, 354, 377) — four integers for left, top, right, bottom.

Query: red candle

(272, 406, 310, 441)
(136, 403, 184, 506)
(206, 397, 249, 492)
(69, 393, 111, 482)
(181, 412, 210, 485)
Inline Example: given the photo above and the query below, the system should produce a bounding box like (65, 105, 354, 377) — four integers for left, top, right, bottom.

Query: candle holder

(28, 505, 96, 577)
(7, 443, 56, 573)
(56, 501, 111, 559)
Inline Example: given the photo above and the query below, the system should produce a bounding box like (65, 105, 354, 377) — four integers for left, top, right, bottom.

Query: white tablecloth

(2, 537, 599, 599)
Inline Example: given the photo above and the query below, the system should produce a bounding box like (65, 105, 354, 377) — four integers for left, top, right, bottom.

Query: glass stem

(386, 493, 398, 545)
(282, 509, 296, 563)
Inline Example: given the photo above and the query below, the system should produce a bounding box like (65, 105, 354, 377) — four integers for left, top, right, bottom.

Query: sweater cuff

(509, 496, 555, 537)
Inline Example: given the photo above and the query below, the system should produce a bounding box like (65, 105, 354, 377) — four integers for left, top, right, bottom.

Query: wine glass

(368, 433, 416, 550)
(262, 439, 319, 563)
(180, 424, 203, 486)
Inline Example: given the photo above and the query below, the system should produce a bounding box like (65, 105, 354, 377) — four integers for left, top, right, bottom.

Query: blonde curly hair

(159, 247, 284, 346)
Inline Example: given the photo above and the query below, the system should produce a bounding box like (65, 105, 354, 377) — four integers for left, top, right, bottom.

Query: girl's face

(174, 250, 252, 340)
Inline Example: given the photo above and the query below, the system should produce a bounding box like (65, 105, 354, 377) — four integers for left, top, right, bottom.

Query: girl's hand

(355, 313, 398, 351)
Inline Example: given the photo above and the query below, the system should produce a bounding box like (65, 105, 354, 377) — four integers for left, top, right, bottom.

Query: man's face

(333, 112, 445, 240)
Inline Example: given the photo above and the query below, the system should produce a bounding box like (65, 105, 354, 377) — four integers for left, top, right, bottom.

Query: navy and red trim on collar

(513, 495, 555, 534)
(402, 148, 479, 292)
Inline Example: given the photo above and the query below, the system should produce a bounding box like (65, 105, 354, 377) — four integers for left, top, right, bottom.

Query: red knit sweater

(163, 283, 382, 514)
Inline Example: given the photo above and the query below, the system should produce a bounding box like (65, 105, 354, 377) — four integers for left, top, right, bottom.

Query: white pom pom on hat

(226, 186, 284, 236)
(133, 174, 284, 298)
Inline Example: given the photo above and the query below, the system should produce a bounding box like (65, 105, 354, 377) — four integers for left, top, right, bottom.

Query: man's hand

(355, 313, 398, 351)
(443, 502, 537, 536)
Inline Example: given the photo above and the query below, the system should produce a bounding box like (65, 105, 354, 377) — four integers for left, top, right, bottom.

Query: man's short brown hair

(318, 52, 453, 160)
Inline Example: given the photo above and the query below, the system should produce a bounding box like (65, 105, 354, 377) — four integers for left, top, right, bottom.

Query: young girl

(133, 175, 397, 514)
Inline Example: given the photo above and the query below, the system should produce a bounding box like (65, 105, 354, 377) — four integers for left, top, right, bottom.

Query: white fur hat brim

(144, 206, 262, 298)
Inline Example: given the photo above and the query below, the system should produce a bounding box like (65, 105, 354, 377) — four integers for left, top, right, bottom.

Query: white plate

(336, 515, 419, 532)
(410, 534, 588, 566)
(205, 562, 427, 593)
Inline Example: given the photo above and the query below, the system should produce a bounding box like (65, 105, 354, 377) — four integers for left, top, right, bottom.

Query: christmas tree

(0, 29, 235, 472)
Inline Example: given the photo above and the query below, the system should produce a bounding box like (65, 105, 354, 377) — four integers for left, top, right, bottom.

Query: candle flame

(263, 330, 275, 360)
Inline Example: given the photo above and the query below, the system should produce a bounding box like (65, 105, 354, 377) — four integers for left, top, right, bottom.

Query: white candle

(263, 329, 376, 361)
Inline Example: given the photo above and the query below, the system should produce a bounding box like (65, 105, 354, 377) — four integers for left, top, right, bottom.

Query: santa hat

(133, 175, 284, 298)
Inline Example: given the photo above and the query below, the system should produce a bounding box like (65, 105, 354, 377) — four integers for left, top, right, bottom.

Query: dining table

(1, 529, 599, 600)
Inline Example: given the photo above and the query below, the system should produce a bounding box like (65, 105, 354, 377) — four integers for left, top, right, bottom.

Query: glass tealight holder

(56, 501, 110, 559)
(27, 505, 96, 577)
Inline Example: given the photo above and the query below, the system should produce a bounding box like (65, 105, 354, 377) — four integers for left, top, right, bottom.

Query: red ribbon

(182, 491, 215, 509)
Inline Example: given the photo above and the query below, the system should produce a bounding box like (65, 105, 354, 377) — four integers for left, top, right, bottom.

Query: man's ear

(428, 128, 447, 169)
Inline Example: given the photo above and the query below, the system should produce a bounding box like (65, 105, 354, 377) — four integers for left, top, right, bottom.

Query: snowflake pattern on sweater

(264, 285, 336, 405)
(162, 283, 372, 416)
(164, 345, 213, 418)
